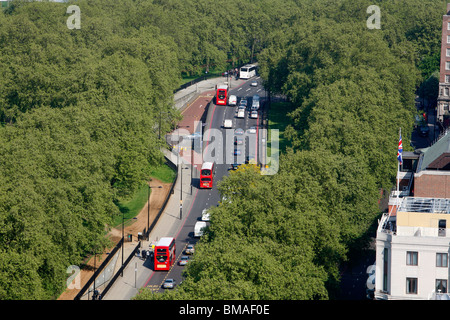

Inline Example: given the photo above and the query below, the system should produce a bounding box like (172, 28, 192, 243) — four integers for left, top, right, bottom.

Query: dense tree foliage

(136, 0, 443, 300)
(0, 0, 444, 299)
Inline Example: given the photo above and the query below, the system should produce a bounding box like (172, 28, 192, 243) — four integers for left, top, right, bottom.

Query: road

(143, 76, 266, 293)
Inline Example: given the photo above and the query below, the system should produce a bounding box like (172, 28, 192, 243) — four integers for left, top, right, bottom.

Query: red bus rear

(153, 237, 176, 271)
(200, 162, 214, 189)
(216, 85, 228, 105)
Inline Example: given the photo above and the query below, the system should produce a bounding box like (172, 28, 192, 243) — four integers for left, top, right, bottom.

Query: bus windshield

(156, 255, 167, 262)
(201, 169, 212, 176)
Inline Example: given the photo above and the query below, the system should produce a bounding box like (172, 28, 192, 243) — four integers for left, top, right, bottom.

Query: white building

(375, 197, 450, 300)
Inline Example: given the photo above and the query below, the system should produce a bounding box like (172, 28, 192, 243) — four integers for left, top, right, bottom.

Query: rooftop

(399, 197, 450, 214)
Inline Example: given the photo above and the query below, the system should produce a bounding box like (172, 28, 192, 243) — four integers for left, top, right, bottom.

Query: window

(406, 251, 418, 266)
(436, 280, 448, 293)
(448, 22, 450, 30)
(446, 75, 450, 83)
(446, 62, 450, 70)
(447, 35, 450, 43)
(447, 48, 450, 57)
(438, 220, 446, 237)
(446, 88, 450, 96)
(444, 103, 450, 112)
(437, 253, 448, 267)
(383, 248, 388, 292)
(406, 278, 418, 294)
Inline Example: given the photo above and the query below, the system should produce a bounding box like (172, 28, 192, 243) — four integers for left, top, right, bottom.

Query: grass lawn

(267, 101, 296, 155)
(112, 162, 176, 227)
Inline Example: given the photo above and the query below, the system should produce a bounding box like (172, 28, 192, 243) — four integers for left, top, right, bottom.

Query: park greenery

(0, 0, 444, 299)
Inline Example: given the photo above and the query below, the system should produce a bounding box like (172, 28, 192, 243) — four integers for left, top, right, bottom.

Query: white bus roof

(217, 84, 228, 90)
(156, 237, 174, 247)
(201, 162, 214, 170)
(241, 64, 256, 68)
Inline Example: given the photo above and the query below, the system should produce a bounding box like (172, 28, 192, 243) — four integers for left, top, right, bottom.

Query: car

(235, 137, 243, 145)
(248, 126, 256, 134)
(223, 119, 232, 128)
(234, 148, 241, 156)
(163, 278, 176, 289)
(185, 244, 195, 254)
(235, 128, 244, 135)
(251, 100, 260, 111)
(250, 110, 258, 119)
(237, 109, 245, 118)
(250, 81, 258, 87)
(238, 99, 247, 109)
(228, 95, 237, 106)
(419, 125, 429, 137)
(178, 255, 190, 266)
(201, 209, 210, 221)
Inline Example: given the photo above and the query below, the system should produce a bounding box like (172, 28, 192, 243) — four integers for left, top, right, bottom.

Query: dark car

(230, 163, 239, 170)
(419, 125, 429, 137)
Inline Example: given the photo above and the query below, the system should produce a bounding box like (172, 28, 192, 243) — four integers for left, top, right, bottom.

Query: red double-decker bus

(216, 84, 228, 105)
(200, 162, 214, 189)
(153, 237, 176, 271)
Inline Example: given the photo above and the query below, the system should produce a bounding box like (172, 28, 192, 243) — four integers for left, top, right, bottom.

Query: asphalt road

(143, 76, 266, 292)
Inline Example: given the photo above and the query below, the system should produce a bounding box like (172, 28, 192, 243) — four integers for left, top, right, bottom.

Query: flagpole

(397, 127, 401, 213)
(397, 127, 400, 196)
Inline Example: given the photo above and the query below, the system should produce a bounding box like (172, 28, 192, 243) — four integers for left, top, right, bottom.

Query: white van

(201, 209, 210, 221)
(228, 95, 237, 106)
(237, 109, 245, 118)
(223, 119, 232, 128)
(194, 221, 207, 237)
(251, 100, 260, 111)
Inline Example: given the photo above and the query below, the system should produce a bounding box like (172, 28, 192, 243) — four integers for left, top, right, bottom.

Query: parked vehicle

(237, 109, 245, 118)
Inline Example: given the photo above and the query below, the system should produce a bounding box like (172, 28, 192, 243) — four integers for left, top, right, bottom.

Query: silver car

(163, 278, 176, 289)
(185, 244, 195, 254)
(178, 255, 190, 266)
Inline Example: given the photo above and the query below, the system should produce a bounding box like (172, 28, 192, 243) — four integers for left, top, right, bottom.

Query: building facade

(375, 197, 450, 300)
(438, 4, 450, 124)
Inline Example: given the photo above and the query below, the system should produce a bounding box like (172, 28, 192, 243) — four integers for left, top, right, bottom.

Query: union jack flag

(397, 134, 403, 165)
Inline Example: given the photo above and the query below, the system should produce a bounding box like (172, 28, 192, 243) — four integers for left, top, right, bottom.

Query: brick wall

(414, 173, 450, 197)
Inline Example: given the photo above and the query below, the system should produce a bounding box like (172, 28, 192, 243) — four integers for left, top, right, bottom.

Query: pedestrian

(142, 249, 146, 260)
(147, 250, 151, 259)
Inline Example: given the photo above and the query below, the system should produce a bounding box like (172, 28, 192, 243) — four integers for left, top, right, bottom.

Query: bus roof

(217, 84, 228, 90)
(201, 162, 214, 170)
(241, 64, 256, 68)
(156, 237, 174, 247)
